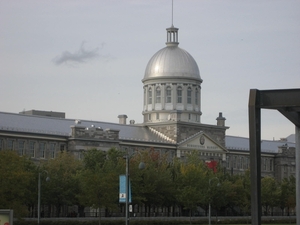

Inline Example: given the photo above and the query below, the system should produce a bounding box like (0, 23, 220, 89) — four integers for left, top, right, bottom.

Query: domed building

(0, 23, 294, 182)
(141, 25, 228, 155)
(142, 25, 202, 124)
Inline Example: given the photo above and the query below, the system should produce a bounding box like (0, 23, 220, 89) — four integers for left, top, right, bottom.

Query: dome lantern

(166, 26, 179, 47)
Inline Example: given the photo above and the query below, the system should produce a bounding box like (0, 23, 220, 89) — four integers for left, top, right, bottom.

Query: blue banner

(119, 175, 131, 203)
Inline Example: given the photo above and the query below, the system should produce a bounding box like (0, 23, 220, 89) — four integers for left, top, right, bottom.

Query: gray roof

(0, 112, 173, 144)
(225, 135, 295, 154)
(144, 46, 201, 81)
(0, 111, 295, 152)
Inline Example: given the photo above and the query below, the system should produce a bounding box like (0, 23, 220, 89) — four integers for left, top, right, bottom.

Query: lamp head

(138, 162, 145, 170)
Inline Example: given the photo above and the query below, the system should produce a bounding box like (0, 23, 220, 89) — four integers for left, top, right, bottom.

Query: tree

(0, 150, 36, 217)
(42, 151, 83, 217)
(222, 171, 251, 216)
(130, 149, 176, 217)
(261, 176, 280, 215)
(176, 152, 208, 223)
(278, 176, 296, 215)
(78, 148, 123, 225)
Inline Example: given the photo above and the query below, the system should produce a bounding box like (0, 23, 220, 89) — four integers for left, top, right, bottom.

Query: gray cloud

(53, 42, 106, 65)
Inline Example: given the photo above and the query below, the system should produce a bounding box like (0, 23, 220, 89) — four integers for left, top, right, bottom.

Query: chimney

(129, 120, 135, 125)
(216, 112, 226, 126)
(118, 114, 128, 124)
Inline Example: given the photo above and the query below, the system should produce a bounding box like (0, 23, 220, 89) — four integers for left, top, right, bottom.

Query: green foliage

(0, 150, 35, 217)
(176, 154, 207, 212)
(222, 171, 251, 215)
(78, 148, 123, 213)
(261, 176, 280, 214)
(278, 175, 296, 214)
(0, 148, 296, 219)
(42, 151, 83, 216)
(130, 149, 176, 211)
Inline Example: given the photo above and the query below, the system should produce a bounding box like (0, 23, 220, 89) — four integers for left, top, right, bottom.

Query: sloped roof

(0, 111, 295, 152)
(225, 135, 295, 154)
(0, 112, 173, 144)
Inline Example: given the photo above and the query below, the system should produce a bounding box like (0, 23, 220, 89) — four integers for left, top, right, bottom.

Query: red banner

(205, 160, 217, 173)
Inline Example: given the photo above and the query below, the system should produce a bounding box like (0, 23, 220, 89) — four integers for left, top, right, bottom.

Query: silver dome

(143, 46, 201, 81)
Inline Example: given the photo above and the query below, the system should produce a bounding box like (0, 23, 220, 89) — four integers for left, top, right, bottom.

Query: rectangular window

(148, 88, 152, 104)
(156, 113, 159, 120)
(18, 141, 25, 156)
(187, 88, 192, 104)
(241, 157, 244, 169)
(233, 156, 237, 168)
(50, 143, 56, 159)
(0, 139, 2, 150)
(177, 88, 182, 103)
(156, 88, 161, 103)
(60, 144, 65, 152)
(39, 143, 46, 158)
(166, 87, 172, 103)
(7, 139, 14, 150)
(226, 156, 230, 168)
(29, 141, 35, 158)
(245, 157, 249, 169)
(269, 159, 273, 171)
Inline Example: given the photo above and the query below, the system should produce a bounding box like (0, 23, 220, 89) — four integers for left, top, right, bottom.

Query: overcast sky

(1, 0, 299, 140)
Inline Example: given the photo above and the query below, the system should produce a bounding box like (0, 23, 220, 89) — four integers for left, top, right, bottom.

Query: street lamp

(124, 152, 145, 225)
(208, 177, 219, 225)
(38, 170, 50, 225)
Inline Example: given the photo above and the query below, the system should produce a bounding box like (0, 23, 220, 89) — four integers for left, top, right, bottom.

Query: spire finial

(171, 0, 174, 26)
(166, 0, 179, 46)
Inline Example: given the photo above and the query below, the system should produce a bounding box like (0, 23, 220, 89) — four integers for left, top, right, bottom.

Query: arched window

(148, 88, 152, 104)
(166, 86, 172, 103)
(187, 87, 192, 104)
(195, 88, 199, 105)
(177, 86, 182, 103)
(156, 87, 161, 103)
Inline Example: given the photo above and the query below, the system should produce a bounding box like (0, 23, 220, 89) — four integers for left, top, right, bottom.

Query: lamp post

(208, 177, 219, 225)
(124, 152, 145, 225)
(38, 171, 50, 225)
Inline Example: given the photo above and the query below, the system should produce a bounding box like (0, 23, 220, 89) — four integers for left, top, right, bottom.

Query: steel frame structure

(248, 88, 300, 225)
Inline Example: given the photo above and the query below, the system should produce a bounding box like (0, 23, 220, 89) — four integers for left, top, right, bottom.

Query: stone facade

(147, 121, 227, 146)
(68, 125, 120, 159)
